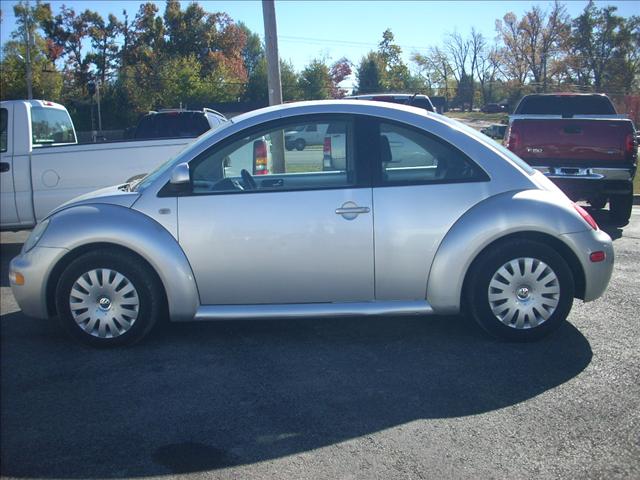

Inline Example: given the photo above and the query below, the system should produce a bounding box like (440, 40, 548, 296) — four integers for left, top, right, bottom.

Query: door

(372, 120, 491, 301)
(177, 115, 374, 305)
(0, 106, 20, 226)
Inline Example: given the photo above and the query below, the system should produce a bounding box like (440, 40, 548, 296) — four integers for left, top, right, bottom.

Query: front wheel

(55, 249, 164, 347)
(295, 139, 306, 151)
(466, 240, 574, 341)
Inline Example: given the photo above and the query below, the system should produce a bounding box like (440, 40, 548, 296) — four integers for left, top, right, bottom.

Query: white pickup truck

(0, 100, 200, 230)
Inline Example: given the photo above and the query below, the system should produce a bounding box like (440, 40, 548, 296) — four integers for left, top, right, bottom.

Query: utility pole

(262, 0, 283, 107)
(262, 0, 285, 173)
(96, 81, 103, 135)
(23, 0, 33, 99)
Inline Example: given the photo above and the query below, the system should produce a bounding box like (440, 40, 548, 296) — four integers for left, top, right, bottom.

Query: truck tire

(55, 248, 164, 347)
(466, 239, 574, 342)
(609, 193, 633, 226)
(295, 139, 306, 151)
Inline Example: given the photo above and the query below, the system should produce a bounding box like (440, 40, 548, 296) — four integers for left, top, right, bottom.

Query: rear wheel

(295, 138, 306, 151)
(466, 240, 574, 341)
(55, 249, 164, 347)
(588, 197, 606, 210)
(609, 192, 633, 226)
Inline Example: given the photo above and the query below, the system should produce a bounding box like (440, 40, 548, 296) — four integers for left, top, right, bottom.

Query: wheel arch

(46, 242, 169, 317)
(426, 190, 589, 314)
(460, 232, 586, 312)
(40, 204, 200, 321)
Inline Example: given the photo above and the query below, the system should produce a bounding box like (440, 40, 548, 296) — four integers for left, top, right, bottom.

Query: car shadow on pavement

(1, 311, 592, 478)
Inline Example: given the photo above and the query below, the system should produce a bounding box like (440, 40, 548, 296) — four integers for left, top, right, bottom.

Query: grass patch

(286, 163, 322, 173)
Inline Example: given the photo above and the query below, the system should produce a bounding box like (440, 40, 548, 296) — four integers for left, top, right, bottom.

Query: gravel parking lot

(1, 207, 639, 480)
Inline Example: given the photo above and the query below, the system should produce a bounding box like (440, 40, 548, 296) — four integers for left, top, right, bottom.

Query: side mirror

(170, 162, 190, 185)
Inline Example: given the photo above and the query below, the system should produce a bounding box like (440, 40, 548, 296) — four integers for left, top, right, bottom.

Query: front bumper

(9, 246, 68, 319)
(561, 228, 614, 302)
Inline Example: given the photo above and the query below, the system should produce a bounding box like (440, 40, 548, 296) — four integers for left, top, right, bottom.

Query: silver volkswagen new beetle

(9, 100, 614, 346)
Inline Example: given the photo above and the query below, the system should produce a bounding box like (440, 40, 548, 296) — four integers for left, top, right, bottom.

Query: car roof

(230, 99, 439, 126)
(346, 93, 431, 98)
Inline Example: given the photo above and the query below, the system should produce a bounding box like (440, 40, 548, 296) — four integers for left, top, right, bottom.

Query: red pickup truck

(505, 93, 637, 225)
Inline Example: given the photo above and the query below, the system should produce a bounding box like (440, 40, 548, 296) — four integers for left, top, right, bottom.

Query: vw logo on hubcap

(98, 297, 112, 311)
(516, 286, 531, 301)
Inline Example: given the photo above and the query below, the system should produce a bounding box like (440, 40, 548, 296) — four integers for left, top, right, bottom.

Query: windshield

(133, 120, 234, 192)
(515, 95, 616, 115)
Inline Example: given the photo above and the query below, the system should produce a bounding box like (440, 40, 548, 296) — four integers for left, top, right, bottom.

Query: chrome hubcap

(488, 258, 560, 330)
(69, 268, 140, 338)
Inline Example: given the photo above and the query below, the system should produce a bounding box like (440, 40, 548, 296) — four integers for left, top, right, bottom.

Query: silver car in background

(9, 100, 614, 347)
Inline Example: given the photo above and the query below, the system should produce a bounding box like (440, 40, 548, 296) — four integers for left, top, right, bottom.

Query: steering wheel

(241, 169, 257, 190)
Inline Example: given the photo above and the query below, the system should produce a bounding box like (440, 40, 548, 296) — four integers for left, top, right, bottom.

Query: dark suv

(133, 108, 227, 140)
(345, 93, 435, 113)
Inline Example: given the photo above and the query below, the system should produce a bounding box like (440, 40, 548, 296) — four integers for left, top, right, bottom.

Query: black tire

(285, 142, 294, 151)
(609, 193, 633, 226)
(55, 248, 164, 347)
(466, 239, 574, 342)
(588, 197, 606, 210)
(295, 138, 306, 151)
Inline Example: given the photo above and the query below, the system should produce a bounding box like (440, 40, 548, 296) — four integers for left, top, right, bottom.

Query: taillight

(253, 140, 268, 175)
(323, 137, 332, 169)
(506, 128, 520, 151)
(323, 137, 331, 156)
(589, 251, 606, 262)
(573, 203, 599, 230)
(624, 133, 637, 161)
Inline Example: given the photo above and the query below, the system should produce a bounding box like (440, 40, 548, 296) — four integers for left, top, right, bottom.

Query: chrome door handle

(335, 206, 370, 215)
(335, 201, 370, 220)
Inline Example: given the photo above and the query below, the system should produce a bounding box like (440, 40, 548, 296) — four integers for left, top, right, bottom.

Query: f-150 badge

(526, 147, 544, 153)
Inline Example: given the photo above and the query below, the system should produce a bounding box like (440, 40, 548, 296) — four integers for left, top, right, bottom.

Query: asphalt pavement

(1, 208, 639, 479)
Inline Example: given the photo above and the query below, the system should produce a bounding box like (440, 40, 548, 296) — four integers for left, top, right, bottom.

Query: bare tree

(496, 1, 569, 92)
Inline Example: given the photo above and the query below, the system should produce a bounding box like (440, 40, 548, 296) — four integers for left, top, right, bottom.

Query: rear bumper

(561, 229, 614, 302)
(532, 165, 635, 199)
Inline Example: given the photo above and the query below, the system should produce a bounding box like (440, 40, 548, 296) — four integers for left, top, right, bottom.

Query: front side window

(379, 122, 486, 184)
(30, 107, 76, 146)
(189, 118, 353, 194)
(0, 108, 7, 153)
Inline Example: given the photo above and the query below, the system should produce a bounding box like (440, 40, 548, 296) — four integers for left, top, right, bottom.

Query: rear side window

(0, 108, 7, 152)
(378, 122, 487, 184)
(515, 95, 616, 115)
(30, 107, 76, 146)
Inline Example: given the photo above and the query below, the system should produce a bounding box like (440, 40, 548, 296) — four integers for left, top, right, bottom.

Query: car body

(481, 124, 507, 140)
(284, 123, 328, 150)
(345, 93, 435, 113)
(481, 103, 503, 113)
(506, 93, 637, 225)
(133, 108, 228, 140)
(9, 100, 614, 346)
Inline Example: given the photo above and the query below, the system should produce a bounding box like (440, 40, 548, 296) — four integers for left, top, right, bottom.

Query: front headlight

(22, 218, 50, 253)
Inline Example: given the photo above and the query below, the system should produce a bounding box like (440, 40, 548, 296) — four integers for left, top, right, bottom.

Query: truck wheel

(589, 197, 606, 210)
(466, 240, 574, 342)
(55, 248, 164, 347)
(609, 193, 633, 226)
(295, 139, 306, 151)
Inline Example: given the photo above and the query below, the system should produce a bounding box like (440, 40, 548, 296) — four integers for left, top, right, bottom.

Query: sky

(1, 0, 639, 88)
